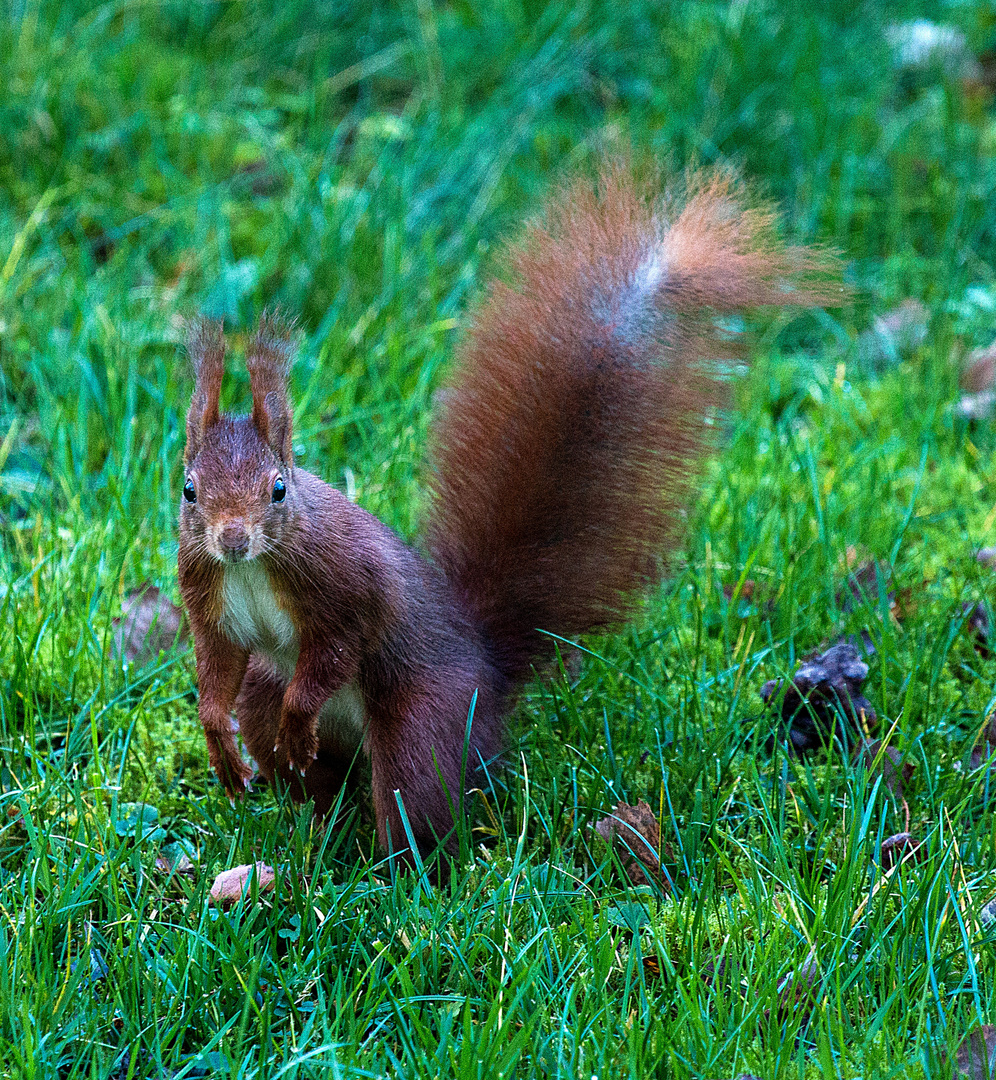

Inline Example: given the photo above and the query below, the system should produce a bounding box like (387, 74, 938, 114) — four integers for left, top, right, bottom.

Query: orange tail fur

(427, 163, 842, 684)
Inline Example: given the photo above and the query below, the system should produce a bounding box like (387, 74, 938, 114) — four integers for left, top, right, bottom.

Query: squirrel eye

(182, 478, 196, 503)
(272, 476, 286, 503)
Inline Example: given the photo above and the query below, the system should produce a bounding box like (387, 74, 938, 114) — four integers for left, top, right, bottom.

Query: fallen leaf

(701, 954, 749, 999)
(947, 1025, 996, 1078)
(971, 713, 996, 771)
(856, 299, 929, 368)
(962, 601, 992, 657)
(956, 343, 996, 419)
(209, 862, 277, 906)
(233, 159, 282, 197)
(721, 578, 774, 618)
(978, 548, 996, 569)
(760, 643, 877, 752)
(836, 558, 894, 617)
(878, 832, 924, 870)
(156, 852, 193, 874)
(765, 950, 821, 1027)
(593, 801, 670, 891)
(892, 583, 923, 625)
(962, 344, 996, 394)
(855, 739, 914, 800)
(113, 585, 189, 665)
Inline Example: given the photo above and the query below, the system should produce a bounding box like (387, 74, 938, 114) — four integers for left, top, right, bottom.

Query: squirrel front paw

(207, 734, 253, 795)
(273, 722, 318, 777)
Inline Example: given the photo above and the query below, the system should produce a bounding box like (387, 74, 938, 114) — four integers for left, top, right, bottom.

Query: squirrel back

(427, 164, 840, 683)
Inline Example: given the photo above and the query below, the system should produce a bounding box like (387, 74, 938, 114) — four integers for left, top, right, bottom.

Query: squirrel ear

(246, 311, 295, 467)
(185, 318, 226, 464)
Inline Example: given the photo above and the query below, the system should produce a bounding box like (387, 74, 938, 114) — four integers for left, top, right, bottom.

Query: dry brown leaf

(836, 558, 896, 619)
(642, 954, 661, 979)
(962, 344, 996, 394)
(155, 848, 195, 875)
(957, 346, 996, 420)
(878, 832, 924, 870)
(765, 950, 821, 1028)
(948, 1025, 996, 1079)
(701, 954, 750, 1000)
(855, 739, 914, 801)
(593, 800, 669, 890)
(857, 299, 929, 367)
(721, 577, 755, 606)
(892, 582, 924, 625)
(970, 707, 996, 771)
(721, 578, 775, 619)
(208, 862, 277, 906)
(113, 585, 189, 664)
(962, 602, 992, 658)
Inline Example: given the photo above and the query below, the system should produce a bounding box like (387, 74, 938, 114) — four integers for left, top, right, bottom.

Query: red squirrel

(178, 164, 838, 864)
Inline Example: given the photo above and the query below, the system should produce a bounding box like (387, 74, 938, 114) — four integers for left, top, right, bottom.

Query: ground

(3, 1, 996, 1076)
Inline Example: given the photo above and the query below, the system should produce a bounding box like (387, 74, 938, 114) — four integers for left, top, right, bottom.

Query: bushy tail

(426, 163, 842, 684)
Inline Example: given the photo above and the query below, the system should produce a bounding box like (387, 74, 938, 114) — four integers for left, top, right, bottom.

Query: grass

(4, 0, 996, 1075)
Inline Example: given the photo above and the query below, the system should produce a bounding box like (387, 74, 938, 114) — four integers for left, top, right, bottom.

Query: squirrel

(178, 163, 839, 866)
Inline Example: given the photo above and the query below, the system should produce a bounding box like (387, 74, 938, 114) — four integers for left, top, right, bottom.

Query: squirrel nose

(220, 522, 249, 558)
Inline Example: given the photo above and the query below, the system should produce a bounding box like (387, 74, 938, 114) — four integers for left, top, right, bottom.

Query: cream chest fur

(220, 561, 366, 748)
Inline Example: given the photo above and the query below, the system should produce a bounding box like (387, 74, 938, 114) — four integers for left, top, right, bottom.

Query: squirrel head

(180, 315, 298, 565)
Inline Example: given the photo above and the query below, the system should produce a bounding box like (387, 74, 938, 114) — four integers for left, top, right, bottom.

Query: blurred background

(4, 0, 996, 538)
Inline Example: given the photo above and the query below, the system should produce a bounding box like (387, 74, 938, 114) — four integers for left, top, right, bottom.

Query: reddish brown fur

(427, 165, 840, 680)
(178, 164, 842, 868)
(185, 320, 225, 465)
(246, 313, 296, 465)
(179, 333, 505, 859)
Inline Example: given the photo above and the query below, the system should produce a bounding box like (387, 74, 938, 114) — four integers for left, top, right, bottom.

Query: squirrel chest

(220, 562, 298, 672)
(219, 562, 366, 746)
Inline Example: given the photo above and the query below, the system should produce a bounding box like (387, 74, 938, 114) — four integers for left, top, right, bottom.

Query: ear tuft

(253, 308, 298, 358)
(185, 318, 226, 464)
(246, 309, 296, 466)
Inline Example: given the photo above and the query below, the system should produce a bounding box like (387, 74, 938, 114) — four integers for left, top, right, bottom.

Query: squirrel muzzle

(214, 519, 251, 562)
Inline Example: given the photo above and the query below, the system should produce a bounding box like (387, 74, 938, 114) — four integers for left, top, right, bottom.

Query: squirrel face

(181, 416, 293, 564)
(181, 316, 298, 567)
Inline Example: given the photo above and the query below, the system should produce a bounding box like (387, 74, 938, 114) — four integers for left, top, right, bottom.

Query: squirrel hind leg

(366, 671, 505, 870)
